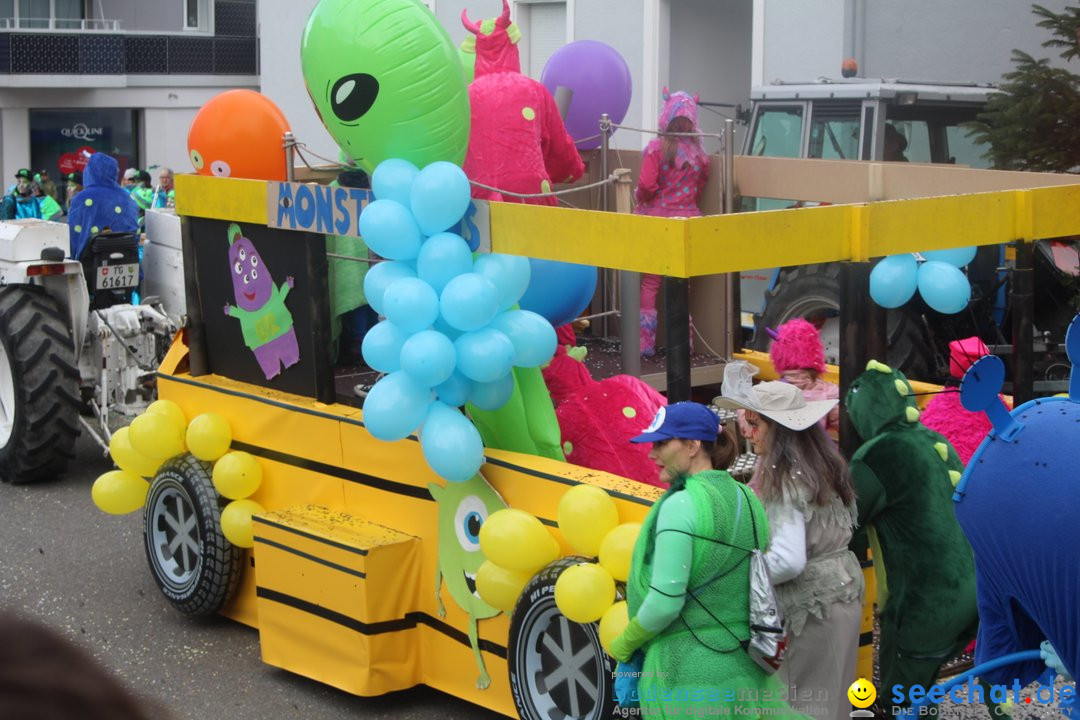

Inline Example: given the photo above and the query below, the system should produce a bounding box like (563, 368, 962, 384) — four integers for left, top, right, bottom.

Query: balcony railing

(0, 32, 257, 75)
(0, 17, 122, 31)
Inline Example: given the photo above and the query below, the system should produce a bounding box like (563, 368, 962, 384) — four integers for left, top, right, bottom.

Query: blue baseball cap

(630, 402, 720, 443)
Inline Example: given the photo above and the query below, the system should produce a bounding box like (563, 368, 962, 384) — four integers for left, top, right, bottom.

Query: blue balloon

(440, 272, 500, 332)
(420, 401, 485, 483)
(417, 232, 473, 293)
(400, 330, 457, 387)
(519, 259, 597, 327)
(361, 320, 407, 373)
(869, 254, 919, 309)
(922, 246, 978, 268)
(467, 372, 515, 411)
(432, 314, 464, 341)
(362, 371, 432, 441)
(474, 253, 532, 310)
(364, 260, 416, 315)
(454, 328, 515, 383)
(917, 260, 971, 314)
(434, 370, 472, 407)
(383, 277, 439, 333)
(358, 199, 423, 260)
(410, 161, 472, 236)
(371, 158, 419, 206)
(488, 309, 557, 367)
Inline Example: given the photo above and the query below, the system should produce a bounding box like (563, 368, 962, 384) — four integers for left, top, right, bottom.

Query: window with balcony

(1, 0, 83, 29)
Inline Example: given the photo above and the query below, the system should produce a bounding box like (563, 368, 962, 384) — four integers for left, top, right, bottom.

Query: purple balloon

(541, 40, 632, 150)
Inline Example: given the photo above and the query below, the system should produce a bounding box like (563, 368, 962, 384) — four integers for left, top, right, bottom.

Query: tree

(970, 3, 1080, 172)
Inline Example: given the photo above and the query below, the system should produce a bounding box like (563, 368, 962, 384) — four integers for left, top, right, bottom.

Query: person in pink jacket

(635, 89, 709, 356)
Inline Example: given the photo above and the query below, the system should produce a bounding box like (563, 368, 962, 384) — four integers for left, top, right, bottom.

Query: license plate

(96, 263, 138, 290)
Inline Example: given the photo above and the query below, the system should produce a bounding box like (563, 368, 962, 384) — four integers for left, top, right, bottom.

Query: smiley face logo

(848, 678, 876, 709)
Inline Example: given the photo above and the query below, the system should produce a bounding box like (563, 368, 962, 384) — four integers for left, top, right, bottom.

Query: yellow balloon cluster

(186, 412, 232, 461)
(93, 399, 188, 515)
(475, 508, 560, 613)
(551, 485, 642, 643)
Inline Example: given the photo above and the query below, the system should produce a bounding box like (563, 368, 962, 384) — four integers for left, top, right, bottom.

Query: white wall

(257, 0, 341, 168)
(759, 0, 1075, 86)
(0, 108, 31, 180)
(97, 0, 187, 33)
(668, 0, 752, 155)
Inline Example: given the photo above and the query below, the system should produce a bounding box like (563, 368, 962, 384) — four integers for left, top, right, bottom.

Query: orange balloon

(187, 90, 291, 181)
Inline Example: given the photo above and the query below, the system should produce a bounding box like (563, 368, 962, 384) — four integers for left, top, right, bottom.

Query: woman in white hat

(715, 363, 863, 720)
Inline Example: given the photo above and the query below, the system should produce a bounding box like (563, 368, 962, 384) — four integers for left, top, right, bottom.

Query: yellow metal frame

(168, 166, 1078, 714)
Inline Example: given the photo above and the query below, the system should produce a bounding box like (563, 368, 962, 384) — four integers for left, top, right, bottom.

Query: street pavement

(0, 432, 502, 720)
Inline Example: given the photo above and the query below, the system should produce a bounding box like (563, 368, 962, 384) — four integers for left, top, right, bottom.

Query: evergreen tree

(970, 3, 1080, 172)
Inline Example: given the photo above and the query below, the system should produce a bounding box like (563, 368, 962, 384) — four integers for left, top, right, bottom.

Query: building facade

(0, 0, 258, 183)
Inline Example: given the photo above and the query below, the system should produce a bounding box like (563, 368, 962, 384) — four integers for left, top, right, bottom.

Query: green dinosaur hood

(846, 360, 921, 442)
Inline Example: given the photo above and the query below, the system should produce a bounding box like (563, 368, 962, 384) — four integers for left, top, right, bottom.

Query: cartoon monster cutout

(222, 223, 300, 380)
(428, 474, 507, 689)
(300, 0, 470, 173)
(951, 313, 1080, 686)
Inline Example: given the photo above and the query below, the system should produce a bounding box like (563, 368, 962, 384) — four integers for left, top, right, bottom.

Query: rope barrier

(468, 172, 620, 199)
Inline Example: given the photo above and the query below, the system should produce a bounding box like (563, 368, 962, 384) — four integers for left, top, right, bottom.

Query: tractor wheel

(144, 454, 243, 616)
(0, 286, 79, 483)
(508, 556, 617, 720)
(751, 263, 933, 379)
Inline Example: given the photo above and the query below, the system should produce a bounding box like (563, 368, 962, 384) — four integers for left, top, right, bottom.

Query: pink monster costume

(461, 0, 584, 205)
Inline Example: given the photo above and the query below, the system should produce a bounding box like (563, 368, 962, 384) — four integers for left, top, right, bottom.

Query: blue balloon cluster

(869, 246, 974, 315)
(359, 159, 558, 483)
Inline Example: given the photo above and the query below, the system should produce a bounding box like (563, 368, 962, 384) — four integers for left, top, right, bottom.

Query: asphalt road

(0, 432, 502, 720)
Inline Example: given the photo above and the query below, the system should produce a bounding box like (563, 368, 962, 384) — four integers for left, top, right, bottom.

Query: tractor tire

(508, 556, 617, 720)
(751, 263, 933, 380)
(0, 286, 80, 484)
(144, 454, 243, 616)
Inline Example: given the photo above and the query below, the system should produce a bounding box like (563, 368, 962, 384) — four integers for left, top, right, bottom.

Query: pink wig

(769, 318, 826, 374)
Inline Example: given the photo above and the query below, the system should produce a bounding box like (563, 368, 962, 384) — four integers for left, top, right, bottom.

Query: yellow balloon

(476, 560, 531, 612)
(599, 601, 629, 655)
(108, 426, 162, 478)
(146, 399, 187, 432)
(479, 508, 560, 573)
(554, 562, 616, 623)
(186, 412, 233, 461)
(91, 469, 150, 515)
(599, 523, 641, 582)
(128, 411, 185, 461)
(221, 498, 264, 548)
(212, 451, 263, 499)
(558, 484, 619, 557)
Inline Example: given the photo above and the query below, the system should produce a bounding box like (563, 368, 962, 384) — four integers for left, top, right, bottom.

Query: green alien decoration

(301, 0, 471, 174)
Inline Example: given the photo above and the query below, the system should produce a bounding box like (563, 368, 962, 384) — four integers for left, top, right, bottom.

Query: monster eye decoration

(331, 73, 379, 123)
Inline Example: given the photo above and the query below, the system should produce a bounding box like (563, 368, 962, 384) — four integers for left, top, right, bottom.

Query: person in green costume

(610, 402, 805, 717)
(846, 360, 1005, 717)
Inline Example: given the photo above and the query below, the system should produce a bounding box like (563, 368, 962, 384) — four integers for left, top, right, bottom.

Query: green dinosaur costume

(846, 360, 978, 702)
(610, 470, 804, 717)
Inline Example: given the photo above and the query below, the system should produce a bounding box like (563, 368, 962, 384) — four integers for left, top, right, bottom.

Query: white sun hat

(713, 361, 837, 431)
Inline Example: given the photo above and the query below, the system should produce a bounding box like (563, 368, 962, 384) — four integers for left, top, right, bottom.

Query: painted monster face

(300, 0, 470, 174)
(227, 224, 274, 311)
(429, 474, 506, 619)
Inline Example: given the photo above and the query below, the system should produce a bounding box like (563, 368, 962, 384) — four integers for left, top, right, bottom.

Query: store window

(29, 109, 140, 184)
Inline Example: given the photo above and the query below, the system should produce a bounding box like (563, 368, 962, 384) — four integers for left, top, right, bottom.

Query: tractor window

(888, 121, 931, 163)
(748, 106, 804, 158)
(946, 125, 992, 168)
(808, 104, 860, 160)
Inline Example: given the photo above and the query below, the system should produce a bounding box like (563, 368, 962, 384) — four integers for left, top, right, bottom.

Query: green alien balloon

(301, 0, 471, 174)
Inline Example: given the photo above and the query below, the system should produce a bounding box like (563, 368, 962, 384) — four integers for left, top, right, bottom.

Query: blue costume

(67, 153, 140, 259)
(952, 319, 1080, 685)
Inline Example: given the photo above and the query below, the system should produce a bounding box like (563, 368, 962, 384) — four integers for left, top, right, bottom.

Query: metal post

(838, 260, 886, 458)
(599, 113, 613, 335)
(665, 277, 692, 402)
(1012, 240, 1034, 404)
(723, 118, 740, 359)
(615, 170, 641, 376)
(600, 114, 610, 211)
(283, 131, 296, 183)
